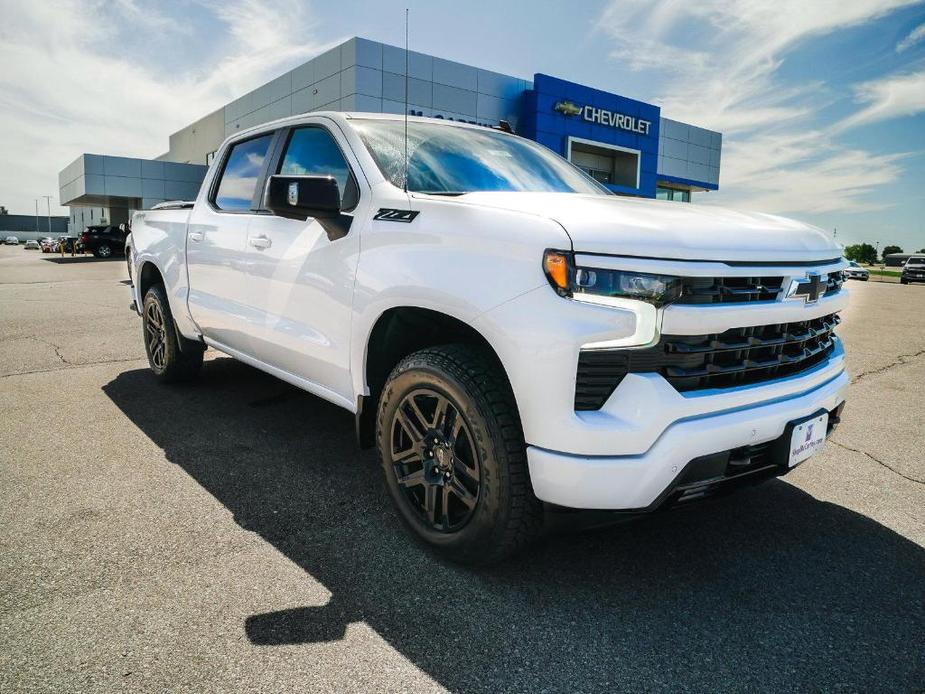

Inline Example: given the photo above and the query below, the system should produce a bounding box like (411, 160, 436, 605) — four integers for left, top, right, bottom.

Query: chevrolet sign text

(582, 106, 651, 135)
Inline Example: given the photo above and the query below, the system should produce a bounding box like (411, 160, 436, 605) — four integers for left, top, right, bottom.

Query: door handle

(188, 231, 204, 242)
(248, 235, 272, 249)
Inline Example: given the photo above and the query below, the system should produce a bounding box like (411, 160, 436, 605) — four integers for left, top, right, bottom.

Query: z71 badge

(373, 208, 420, 223)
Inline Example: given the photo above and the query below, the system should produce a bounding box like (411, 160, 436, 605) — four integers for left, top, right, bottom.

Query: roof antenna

(403, 8, 410, 195)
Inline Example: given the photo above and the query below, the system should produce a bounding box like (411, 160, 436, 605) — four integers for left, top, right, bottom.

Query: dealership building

(58, 37, 722, 229)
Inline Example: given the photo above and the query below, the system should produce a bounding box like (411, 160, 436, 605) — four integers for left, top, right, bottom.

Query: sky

(0, 0, 923, 251)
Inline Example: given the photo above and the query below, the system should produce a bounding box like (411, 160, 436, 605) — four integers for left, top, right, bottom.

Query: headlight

(543, 250, 682, 307)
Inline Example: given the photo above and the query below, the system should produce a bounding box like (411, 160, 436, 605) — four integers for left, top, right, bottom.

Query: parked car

(40, 237, 56, 253)
(23, 240, 40, 250)
(901, 256, 925, 284)
(843, 261, 869, 281)
(80, 225, 128, 258)
(4, 236, 19, 245)
(129, 112, 849, 563)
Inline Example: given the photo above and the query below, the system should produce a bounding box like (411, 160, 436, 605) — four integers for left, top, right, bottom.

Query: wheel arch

(355, 306, 516, 449)
(137, 260, 165, 300)
(136, 260, 202, 354)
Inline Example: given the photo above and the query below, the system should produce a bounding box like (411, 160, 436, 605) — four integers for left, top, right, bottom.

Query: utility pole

(41, 196, 53, 235)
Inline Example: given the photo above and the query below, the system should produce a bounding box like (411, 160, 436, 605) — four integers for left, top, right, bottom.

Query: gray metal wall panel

(342, 37, 383, 70)
(433, 84, 477, 116)
(433, 57, 478, 91)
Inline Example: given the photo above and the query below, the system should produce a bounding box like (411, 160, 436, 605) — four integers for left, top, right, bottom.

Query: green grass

(865, 268, 901, 278)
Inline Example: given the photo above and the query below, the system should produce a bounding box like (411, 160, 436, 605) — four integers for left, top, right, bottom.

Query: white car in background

(23, 240, 40, 250)
(4, 236, 20, 245)
(843, 261, 869, 281)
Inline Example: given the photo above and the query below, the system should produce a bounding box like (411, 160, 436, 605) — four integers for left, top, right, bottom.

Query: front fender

(348, 197, 570, 400)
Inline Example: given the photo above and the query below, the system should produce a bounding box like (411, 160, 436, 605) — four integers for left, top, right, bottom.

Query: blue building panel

(520, 73, 717, 197)
(656, 173, 719, 192)
(521, 74, 663, 197)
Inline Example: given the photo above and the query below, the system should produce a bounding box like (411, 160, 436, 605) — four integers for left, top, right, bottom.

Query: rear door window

(214, 134, 274, 211)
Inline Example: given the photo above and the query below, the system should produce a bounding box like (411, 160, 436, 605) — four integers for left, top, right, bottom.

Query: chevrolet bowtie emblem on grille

(787, 272, 828, 304)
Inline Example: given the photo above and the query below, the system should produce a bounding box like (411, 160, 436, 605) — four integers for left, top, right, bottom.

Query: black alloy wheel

(97, 243, 112, 258)
(142, 284, 204, 382)
(144, 299, 168, 371)
(376, 344, 543, 564)
(390, 388, 481, 532)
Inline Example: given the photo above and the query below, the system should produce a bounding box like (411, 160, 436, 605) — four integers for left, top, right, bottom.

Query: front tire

(376, 344, 543, 564)
(142, 284, 204, 382)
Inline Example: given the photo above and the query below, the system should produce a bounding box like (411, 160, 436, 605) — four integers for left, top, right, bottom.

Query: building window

(656, 186, 691, 203)
(567, 137, 640, 189)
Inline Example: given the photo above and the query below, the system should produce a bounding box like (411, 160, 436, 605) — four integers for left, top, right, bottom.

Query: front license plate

(788, 413, 828, 467)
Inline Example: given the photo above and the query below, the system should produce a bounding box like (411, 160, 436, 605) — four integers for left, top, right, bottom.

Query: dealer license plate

(788, 414, 828, 467)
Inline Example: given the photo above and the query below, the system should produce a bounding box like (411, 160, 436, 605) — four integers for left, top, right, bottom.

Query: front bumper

(527, 366, 848, 510)
(473, 264, 850, 511)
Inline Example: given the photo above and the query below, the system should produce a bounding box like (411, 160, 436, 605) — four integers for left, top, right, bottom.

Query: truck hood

(446, 192, 841, 263)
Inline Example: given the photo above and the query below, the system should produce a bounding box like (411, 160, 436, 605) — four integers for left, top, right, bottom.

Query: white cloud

(834, 69, 925, 131)
(0, 0, 326, 215)
(717, 132, 907, 213)
(596, 0, 921, 216)
(896, 21, 925, 51)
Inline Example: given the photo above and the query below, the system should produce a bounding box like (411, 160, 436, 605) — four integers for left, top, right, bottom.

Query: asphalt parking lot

(1, 245, 923, 693)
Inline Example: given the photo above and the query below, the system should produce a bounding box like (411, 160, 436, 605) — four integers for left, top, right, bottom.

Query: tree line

(843, 244, 925, 264)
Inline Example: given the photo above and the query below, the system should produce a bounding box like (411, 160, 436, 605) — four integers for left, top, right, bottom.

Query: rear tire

(142, 284, 204, 383)
(376, 344, 543, 565)
(95, 243, 112, 258)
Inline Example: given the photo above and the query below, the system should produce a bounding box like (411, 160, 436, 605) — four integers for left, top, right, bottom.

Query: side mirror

(265, 175, 352, 241)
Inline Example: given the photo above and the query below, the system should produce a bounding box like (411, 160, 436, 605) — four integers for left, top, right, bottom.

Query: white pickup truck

(129, 112, 849, 563)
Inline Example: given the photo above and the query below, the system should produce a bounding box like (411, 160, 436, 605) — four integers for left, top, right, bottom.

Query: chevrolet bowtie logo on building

(553, 100, 582, 116)
(553, 100, 652, 135)
(787, 272, 828, 304)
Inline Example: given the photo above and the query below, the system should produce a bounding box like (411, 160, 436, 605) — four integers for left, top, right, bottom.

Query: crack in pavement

(0, 357, 145, 379)
(0, 297, 126, 310)
(829, 439, 924, 485)
(30, 336, 72, 366)
(851, 349, 925, 384)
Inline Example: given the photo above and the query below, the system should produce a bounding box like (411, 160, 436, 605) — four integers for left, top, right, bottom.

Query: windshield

(351, 119, 609, 195)
(907, 257, 925, 266)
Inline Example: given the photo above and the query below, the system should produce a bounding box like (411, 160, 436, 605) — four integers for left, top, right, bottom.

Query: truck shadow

(102, 358, 924, 692)
(42, 255, 122, 263)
